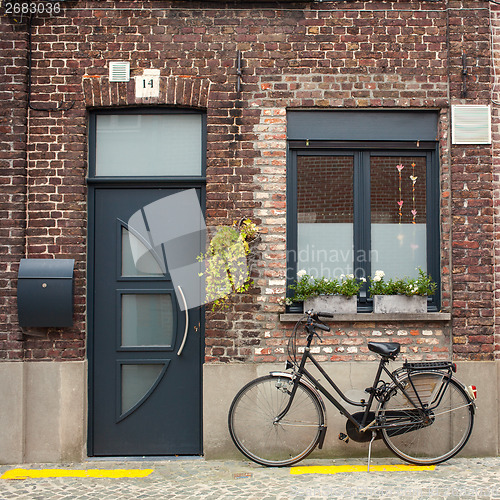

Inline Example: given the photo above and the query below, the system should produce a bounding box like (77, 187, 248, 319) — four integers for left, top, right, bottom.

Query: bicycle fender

(448, 376, 477, 411)
(268, 371, 328, 426)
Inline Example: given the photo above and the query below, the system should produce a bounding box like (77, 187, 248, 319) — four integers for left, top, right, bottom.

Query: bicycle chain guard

(345, 412, 382, 442)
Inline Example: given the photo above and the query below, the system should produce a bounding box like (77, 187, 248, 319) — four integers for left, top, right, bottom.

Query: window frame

(88, 107, 207, 181)
(286, 141, 441, 312)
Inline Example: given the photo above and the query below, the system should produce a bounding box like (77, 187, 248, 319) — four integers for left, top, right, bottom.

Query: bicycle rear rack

(403, 360, 456, 372)
(399, 361, 454, 411)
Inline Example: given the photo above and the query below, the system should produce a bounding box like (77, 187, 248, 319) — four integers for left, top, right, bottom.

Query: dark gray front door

(90, 187, 203, 456)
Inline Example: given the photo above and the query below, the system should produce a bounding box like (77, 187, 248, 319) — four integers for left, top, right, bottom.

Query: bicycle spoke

(381, 373, 474, 465)
(228, 375, 324, 466)
(229, 312, 474, 468)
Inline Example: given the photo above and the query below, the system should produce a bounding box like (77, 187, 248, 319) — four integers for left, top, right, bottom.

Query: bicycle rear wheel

(380, 372, 474, 465)
(228, 374, 325, 467)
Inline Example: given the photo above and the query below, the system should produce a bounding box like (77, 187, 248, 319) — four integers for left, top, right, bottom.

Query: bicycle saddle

(368, 342, 400, 359)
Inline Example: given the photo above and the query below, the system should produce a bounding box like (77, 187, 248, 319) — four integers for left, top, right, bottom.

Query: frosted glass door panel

(297, 156, 354, 279)
(121, 364, 163, 414)
(96, 114, 202, 176)
(121, 294, 174, 347)
(121, 228, 164, 277)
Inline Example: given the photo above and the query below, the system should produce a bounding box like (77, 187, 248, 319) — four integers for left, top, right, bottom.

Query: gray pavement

(0, 456, 499, 499)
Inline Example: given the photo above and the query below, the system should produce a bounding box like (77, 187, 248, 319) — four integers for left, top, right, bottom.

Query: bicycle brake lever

(313, 329, 323, 343)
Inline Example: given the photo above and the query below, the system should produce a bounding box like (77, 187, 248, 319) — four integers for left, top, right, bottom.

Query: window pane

(370, 156, 427, 279)
(297, 156, 354, 279)
(121, 227, 164, 277)
(96, 114, 202, 176)
(121, 364, 163, 414)
(121, 294, 174, 347)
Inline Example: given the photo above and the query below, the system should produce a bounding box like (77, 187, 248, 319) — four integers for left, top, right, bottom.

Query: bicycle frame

(228, 311, 476, 467)
(280, 321, 448, 435)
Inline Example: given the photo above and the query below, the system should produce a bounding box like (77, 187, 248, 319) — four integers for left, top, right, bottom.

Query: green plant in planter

(198, 218, 258, 311)
(368, 268, 436, 297)
(287, 271, 365, 304)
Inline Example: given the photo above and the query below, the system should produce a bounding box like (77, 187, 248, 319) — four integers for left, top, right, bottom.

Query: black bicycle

(228, 310, 476, 467)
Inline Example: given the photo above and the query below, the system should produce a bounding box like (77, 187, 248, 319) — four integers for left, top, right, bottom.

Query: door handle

(176, 286, 189, 356)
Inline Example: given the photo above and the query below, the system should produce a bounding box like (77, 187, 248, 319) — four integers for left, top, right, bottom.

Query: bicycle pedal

(338, 432, 349, 444)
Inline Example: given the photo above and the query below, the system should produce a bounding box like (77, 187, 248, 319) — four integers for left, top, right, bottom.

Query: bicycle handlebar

(305, 309, 333, 319)
(316, 311, 334, 318)
(314, 322, 330, 332)
(305, 310, 332, 332)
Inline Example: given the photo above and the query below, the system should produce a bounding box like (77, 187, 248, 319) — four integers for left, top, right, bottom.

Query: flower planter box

(304, 295, 357, 314)
(373, 295, 427, 314)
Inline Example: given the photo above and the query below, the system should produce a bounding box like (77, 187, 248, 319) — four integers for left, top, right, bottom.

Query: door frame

(86, 108, 206, 456)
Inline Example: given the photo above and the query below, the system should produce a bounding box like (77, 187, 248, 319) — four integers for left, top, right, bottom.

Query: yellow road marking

(290, 464, 436, 475)
(1, 468, 154, 480)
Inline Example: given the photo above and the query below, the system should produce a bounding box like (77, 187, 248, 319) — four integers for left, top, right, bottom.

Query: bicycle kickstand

(367, 430, 377, 472)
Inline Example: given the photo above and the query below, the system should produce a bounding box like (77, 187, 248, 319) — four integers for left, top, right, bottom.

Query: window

(297, 154, 354, 279)
(287, 145, 440, 311)
(89, 110, 205, 178)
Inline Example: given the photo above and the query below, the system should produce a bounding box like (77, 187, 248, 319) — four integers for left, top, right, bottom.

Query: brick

(0, 1, 498, 362)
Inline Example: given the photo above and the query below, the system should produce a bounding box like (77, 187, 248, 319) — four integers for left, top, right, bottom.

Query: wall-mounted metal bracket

(461, 52, 468, 99)
(236, 50, 243, 94)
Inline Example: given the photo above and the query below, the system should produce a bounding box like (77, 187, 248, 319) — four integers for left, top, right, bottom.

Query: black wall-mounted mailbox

(17, 259, 75, 327)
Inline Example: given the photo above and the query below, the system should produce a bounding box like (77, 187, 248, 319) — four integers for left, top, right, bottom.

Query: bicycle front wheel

(228, 374, 325, 467)
(380, 372, 474, 465)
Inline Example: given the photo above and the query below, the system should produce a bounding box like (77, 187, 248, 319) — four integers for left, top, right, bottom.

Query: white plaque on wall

(135, 69, 161, 99)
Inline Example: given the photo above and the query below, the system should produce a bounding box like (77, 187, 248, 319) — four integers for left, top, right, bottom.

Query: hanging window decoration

(410, 163, 418, 224)
(396, 163, 404, 224)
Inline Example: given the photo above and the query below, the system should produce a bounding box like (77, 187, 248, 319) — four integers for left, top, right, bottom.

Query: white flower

(374, 270, 385, 279)
(297, 269, 307, 278)
(347, 274, 354, 279)
(340, 274, 345, 280)
(361, 277, 367, 282)
(373, 275, 381, 282)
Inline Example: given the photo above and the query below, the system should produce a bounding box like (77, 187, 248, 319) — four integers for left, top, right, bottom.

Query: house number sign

(135, 69, 160, 99)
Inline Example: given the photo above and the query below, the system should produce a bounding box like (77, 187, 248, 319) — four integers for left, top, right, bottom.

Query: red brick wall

(0, 0, 496, 362)
(0, 21, 27, 360)
(256, 321, 451, 363)
(493, 4, 500, 361)
(447, 4, 495, 360)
